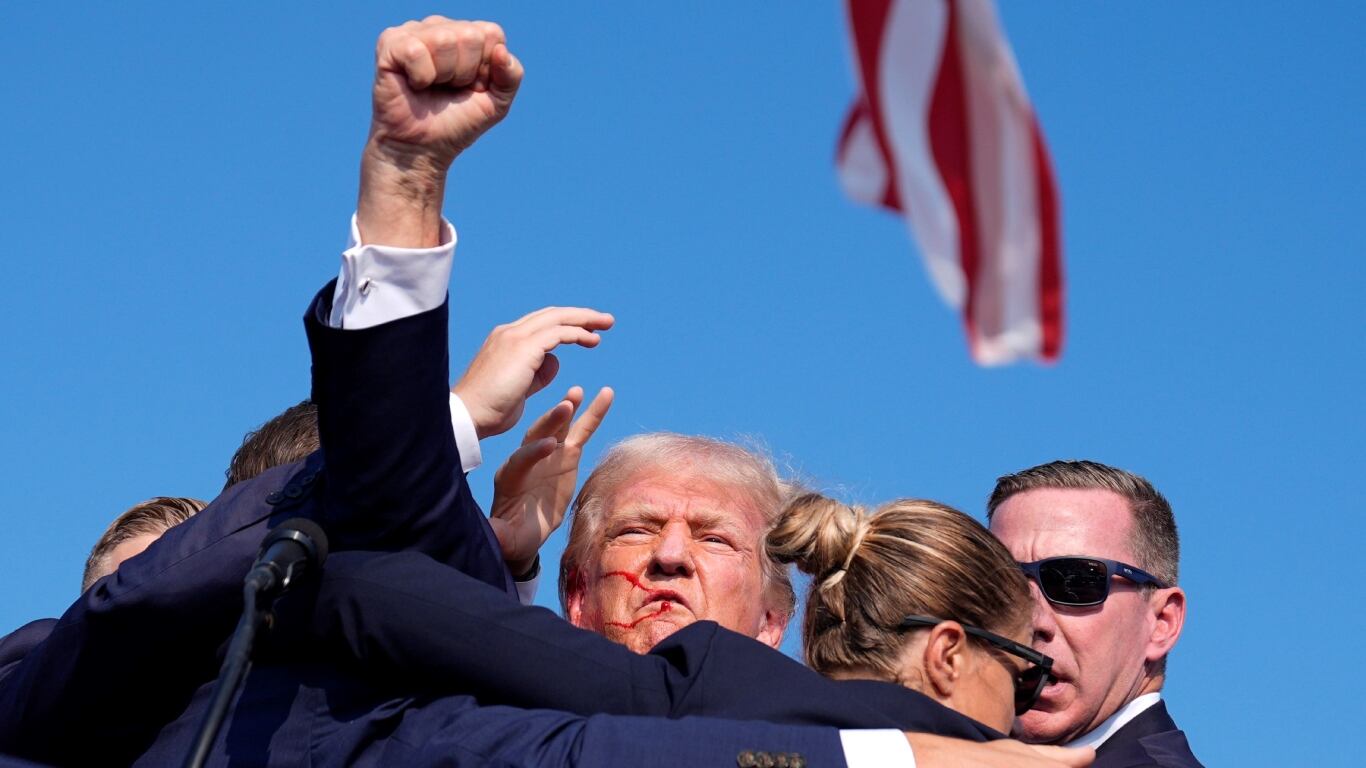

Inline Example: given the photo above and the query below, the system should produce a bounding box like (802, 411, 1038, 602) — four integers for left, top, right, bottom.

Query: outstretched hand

(489, 386, 615, 575)
(452, 307, 614, 440)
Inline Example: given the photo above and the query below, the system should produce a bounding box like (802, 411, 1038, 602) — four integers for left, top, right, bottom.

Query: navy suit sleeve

(370, 700, 849, 768)
(282, 550, 1000, 739)
(0, 286, 508, 766)
(305, 284, 509, 592)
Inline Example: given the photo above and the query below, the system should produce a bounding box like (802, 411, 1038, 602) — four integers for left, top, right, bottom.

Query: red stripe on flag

(1032, 117, 1064, 360)
(845, 0, 902, 212)
(926, 0, 982, 349)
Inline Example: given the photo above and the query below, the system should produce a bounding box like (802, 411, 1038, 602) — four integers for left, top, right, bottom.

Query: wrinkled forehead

(990, 487, 1138, 562)
(603, 468, 771, 536)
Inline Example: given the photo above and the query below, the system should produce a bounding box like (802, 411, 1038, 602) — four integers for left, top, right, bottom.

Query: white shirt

(1067, 692, 1162, 751)
(330, 214, 914, 767)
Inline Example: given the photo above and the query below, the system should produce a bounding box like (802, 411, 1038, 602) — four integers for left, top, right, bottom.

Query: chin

(1013, 710, 1074, 745)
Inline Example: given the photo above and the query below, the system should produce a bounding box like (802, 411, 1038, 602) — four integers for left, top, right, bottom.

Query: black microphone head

(264, 517, 330, 568)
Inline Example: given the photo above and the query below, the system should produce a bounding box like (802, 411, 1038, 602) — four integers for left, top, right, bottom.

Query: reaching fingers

(514, 307, 615, 334)
(566, 387, 614, 448)
(493, 437, 559, 494)
(552, 387, 586, 442)
(534, 326, 603, 353)
(519, 397, 576, 445)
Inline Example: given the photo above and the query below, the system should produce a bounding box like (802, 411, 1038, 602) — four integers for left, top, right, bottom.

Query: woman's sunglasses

(1018, 556, 1168, 608)
(899, 615, 1056, 716)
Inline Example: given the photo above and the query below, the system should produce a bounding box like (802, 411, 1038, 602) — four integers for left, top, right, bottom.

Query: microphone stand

(183, 520, 325, 768)
(182, 580, 270, 768)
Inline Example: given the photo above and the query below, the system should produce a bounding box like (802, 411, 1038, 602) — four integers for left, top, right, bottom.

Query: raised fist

(369, 16, 524, 168)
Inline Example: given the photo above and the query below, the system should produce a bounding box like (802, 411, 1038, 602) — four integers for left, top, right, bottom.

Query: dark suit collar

(1094, 700, 1203, 768)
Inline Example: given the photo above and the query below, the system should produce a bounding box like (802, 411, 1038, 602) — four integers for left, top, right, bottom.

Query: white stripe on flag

(878, 0, 965, 308)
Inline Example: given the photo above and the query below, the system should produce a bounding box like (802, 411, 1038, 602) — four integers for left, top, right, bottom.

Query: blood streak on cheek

(603, 570, 646, 590)
(605, 602, 672, 630)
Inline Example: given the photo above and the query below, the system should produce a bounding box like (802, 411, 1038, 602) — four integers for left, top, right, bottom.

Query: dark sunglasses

(1018, 556, 1168, 608)
(899, 615, 1056, 716)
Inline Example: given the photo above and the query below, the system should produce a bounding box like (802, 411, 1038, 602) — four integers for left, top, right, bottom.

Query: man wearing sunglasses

(988, 460, 1203, 768)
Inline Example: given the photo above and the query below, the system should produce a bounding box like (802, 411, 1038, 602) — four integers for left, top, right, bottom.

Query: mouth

(642, 589, 687, 611)
(1033, 676, 1070, 709)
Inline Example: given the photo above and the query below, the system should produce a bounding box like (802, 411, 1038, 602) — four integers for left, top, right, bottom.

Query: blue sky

(1, 2, 1362, 765)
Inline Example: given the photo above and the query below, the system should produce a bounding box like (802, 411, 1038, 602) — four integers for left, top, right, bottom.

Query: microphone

(184, 518, 329, 768)
(244, 518, 329, 598)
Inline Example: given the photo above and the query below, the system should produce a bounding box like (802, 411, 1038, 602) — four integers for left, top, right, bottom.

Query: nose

(649, 521, 694, 577)
(1028, 580, 1057, 646)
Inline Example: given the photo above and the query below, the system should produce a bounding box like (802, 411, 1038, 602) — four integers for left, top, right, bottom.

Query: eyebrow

(610, 506, 751, 538)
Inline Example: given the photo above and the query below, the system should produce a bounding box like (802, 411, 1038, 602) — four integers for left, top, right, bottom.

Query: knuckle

(475, 21, 506, 41)
(428, 27, 461, 52)
(456, 26, 483, 48)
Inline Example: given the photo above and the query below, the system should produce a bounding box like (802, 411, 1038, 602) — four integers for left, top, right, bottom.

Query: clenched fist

(357, 17, 524, 247)
(370, 17, 523, 164)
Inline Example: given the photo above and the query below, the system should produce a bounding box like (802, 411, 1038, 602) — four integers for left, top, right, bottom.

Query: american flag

(837, 0, 1064, 364)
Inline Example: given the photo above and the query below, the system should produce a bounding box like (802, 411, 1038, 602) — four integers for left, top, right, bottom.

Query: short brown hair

(558, 433, 797, 623)
(986, 460, 1180, 587)
(83, 496, 206, 591)
(767, 494, 1030, 681)
(224, 400, 320, 489)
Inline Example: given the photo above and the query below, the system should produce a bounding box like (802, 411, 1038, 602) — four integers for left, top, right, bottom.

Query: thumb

(488, 44, 524, 108)
(528, 352, 559, 397)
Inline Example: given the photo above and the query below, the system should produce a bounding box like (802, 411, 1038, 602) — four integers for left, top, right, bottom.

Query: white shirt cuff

(515, 572, 540, 606)
(448, 392, 482, 473)
(840, 730, 915, 768)
(329, 213, 457, 329)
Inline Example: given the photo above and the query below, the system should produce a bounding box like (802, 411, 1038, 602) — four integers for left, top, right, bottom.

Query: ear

(1146, 586, 1186, 664)
(755, 608, 788, 650)
(921, 621, 969, 698)
(564, 568, 588, 628)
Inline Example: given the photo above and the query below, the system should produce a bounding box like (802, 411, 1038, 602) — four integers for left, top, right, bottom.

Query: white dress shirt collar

(1067, 692, 1162, 751)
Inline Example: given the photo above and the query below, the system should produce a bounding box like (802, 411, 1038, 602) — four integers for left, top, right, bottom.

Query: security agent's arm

(277, 551, 1092, 768)
(358, 692, 1091, 768)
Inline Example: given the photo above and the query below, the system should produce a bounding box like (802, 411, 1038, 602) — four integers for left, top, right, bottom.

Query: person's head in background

(82, 496, 206, 591)
(559, 433, 796, 653)
(81, 399, 323, 592)
(223, 399, 319, 489)
(987, 459, 1186, 744)
(768, 494, 1048, 734)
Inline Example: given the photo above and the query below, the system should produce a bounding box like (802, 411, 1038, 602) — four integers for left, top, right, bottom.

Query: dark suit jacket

(278, 549, 1004, 741)
(1093, 701, 1202, 768)
(129, 661, 848, 768)
(0, 286, 511, 767)
(0, 619, 54, 685)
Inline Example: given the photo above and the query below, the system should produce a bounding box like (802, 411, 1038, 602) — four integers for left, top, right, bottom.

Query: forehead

(605, 469, 768, 533)
(990, 487, 1137, 562)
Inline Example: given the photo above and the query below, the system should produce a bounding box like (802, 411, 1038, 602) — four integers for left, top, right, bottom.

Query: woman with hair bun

(767, 493, 1054, 733)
